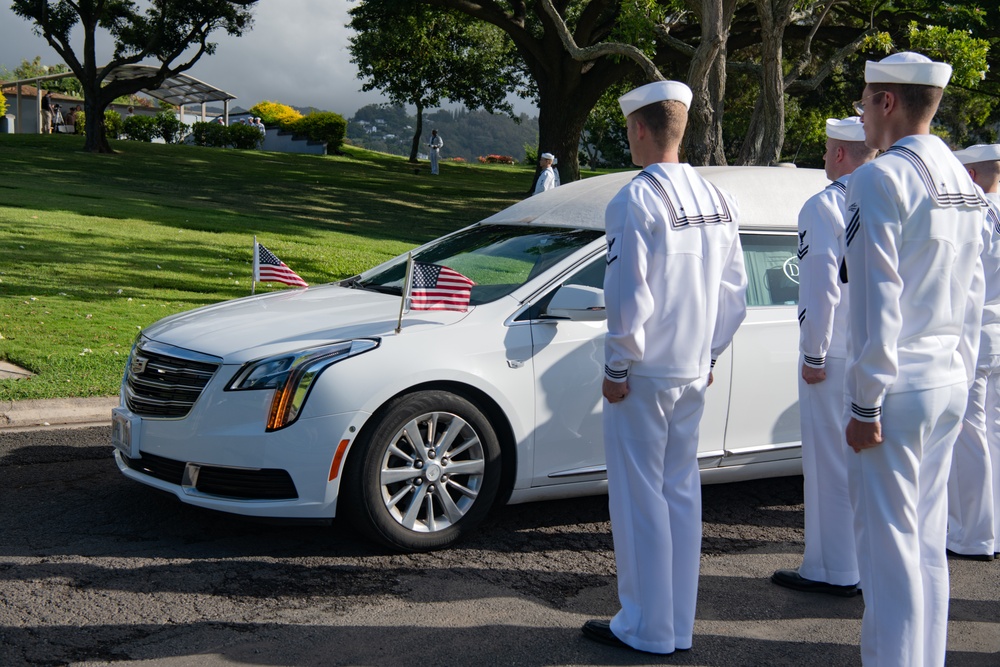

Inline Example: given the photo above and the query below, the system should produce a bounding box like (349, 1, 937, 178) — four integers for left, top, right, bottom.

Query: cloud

(0, 0, 537, 118)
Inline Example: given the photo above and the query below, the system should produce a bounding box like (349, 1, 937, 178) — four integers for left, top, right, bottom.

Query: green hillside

(0, 135, 534, 401)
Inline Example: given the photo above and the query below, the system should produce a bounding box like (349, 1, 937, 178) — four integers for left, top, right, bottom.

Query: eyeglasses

(852, 91, 888, 116)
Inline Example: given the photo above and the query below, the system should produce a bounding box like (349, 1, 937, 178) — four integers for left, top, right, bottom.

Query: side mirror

(544, 285, 606, 321)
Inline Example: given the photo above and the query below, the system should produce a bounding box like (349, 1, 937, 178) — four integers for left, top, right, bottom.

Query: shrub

(104, 110, 124, 139)
(477, 154, 517, 165)
(122, 114, 159, 142)
(155, 110, 186, 144)
(191, 121, 228, 148)
(227, 122, 263, 150)
(287, 111, 346, 152)
(249, 100, 302, 129)
(523, 145, 538, 165)
(0, 94, 7, 117)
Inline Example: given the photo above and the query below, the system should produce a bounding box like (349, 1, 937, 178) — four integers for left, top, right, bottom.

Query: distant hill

(347, 104, 539, 163)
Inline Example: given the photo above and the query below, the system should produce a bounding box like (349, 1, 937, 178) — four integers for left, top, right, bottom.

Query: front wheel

(343, 390, 502, 551)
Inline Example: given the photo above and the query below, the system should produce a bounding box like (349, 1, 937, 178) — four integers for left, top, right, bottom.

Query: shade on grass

(0, 134, 535, 400)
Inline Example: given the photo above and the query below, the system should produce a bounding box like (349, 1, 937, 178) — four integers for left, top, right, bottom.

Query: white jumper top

(603, 163, 748, 382)
(798, 175, 851, 366)
(534, 166, 556, 195)
(845, 134, 987, 422)
(978, 191, 1000, 363)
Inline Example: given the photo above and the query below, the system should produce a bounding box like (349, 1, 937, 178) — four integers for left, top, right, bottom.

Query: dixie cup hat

(619, 80, 693, 118)
(826, 117, 866, 142)
(865, 52, 952, 88)
(540, 152, 555, 160)
(953, 144, 1000, 165)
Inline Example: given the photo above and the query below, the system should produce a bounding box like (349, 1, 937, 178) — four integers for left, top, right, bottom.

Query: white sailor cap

(540, 152, 555, 160)
(826, 116, 865, 142)
(865, 52, 952, 88)
(618, 81, 693, 117)
(953, 144, 1000, 165)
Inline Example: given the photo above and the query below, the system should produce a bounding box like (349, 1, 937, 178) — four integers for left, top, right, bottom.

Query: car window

(741, 232, 799, 307)
(521, 231, 799, 320)
(356, 224, 603, 305)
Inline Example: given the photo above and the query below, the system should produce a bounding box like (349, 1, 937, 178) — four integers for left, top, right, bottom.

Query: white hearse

(113, 166, 828, 551)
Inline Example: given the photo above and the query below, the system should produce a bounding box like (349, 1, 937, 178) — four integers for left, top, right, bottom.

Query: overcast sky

(0, 0, 537, 118)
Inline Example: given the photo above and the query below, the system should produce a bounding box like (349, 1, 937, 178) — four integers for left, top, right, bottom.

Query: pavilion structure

(2, 64, 236, 133)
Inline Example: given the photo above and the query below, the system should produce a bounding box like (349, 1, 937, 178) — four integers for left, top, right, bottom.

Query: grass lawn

(0, 134, 543, 401)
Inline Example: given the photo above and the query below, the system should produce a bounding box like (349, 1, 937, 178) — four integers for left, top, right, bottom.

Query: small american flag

(254, 242, 308, 287)
(409, 261, 475, 311)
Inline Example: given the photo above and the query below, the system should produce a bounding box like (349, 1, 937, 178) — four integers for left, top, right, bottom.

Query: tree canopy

(394, 0, 996, 176)
(11, 0, 257, 152)
(348, 0, 523, 163)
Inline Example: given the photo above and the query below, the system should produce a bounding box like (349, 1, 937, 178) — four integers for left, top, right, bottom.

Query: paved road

(1, 426, 998, 666)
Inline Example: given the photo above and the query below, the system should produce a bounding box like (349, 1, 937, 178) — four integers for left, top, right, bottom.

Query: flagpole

(396, 252, 414, 334)
(251, 236, 258, 295)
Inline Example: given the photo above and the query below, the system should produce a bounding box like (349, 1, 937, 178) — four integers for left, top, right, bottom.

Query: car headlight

(228, 339, 380, 431)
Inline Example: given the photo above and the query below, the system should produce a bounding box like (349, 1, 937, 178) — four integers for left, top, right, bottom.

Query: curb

(0, 396, 118, 430)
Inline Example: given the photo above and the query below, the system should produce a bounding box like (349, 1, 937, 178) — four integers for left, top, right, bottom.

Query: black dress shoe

(946, 549, 995, 562)
(771, 569, 860, 597)
(581, 620, 674, 655)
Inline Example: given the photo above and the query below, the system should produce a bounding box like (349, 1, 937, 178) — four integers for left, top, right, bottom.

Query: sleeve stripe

(851, 403, 881, 419)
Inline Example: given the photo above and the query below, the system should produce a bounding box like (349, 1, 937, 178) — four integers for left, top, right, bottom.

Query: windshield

(354, 224, 603, 305)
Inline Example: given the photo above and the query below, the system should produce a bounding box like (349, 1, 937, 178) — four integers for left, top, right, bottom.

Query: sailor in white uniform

(948, 143, 1000, 561)
(772, 117, 874, 597)
(533, 152, 557, 195)
(845, 52, 987, 667)
(427, 129, 443, 174)
(582, 80, 747, 655)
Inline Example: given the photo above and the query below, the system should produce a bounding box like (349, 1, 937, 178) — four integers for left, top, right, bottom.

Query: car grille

(125, 341, 221, 418)
(121, 452, 299, 500)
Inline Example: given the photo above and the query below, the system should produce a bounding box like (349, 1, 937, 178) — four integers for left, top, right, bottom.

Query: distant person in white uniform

(948, 142, 1000, 562)
(533, 152, 557, 195)
(772, 116, 874, 597)
(582, 80, 747, 655)
(845, 52, 987, 667)
(427, 129, 443, 175)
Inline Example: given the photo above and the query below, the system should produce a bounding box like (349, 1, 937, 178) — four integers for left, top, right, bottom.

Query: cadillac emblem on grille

(130, 356, 148, 375)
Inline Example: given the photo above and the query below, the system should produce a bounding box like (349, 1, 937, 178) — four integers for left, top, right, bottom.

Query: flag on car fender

(409, 261, 475, 311)
(254, 241, 308, 288)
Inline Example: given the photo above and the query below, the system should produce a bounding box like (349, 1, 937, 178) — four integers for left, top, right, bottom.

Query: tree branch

(536, 0, 663, 81)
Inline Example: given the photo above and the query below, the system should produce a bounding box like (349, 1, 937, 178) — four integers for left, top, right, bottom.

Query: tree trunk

(409, 101, 424, 163)
(82, 93, 112, 154)
(532, 62, 615, 188)
(736, 0, 791, 165)
(684, 0, 737, 166)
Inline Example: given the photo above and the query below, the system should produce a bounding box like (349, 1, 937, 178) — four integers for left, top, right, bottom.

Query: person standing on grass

(844, 51, 987, 667)
(41, 92, 53, 134)
(771, 116, 874, 599)
(428, 129, 443, 175)
(947, 143, 1000, 563)
(533, 152, 557, 195)
(582, 79, 747, 656)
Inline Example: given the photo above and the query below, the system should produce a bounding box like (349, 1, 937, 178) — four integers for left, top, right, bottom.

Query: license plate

(112, 408, 141, 459)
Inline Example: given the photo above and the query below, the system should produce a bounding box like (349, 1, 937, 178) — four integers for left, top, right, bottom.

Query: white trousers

(849, 384, 965, 667)
(986, 361, 1000, 552)
(603, 374, 706, 654)
(947, 360, 998, 555)
(798, 356, 859, 585)
(429, 149, 440, 174)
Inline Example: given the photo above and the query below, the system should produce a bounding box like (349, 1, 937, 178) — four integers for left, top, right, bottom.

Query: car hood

(143, 284, 472, 363)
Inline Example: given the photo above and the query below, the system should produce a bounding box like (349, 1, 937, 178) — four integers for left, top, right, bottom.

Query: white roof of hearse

(482, 166, 830, 231)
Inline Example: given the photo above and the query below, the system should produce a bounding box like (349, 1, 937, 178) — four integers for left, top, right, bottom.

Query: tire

(343, 390, 502, 552)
